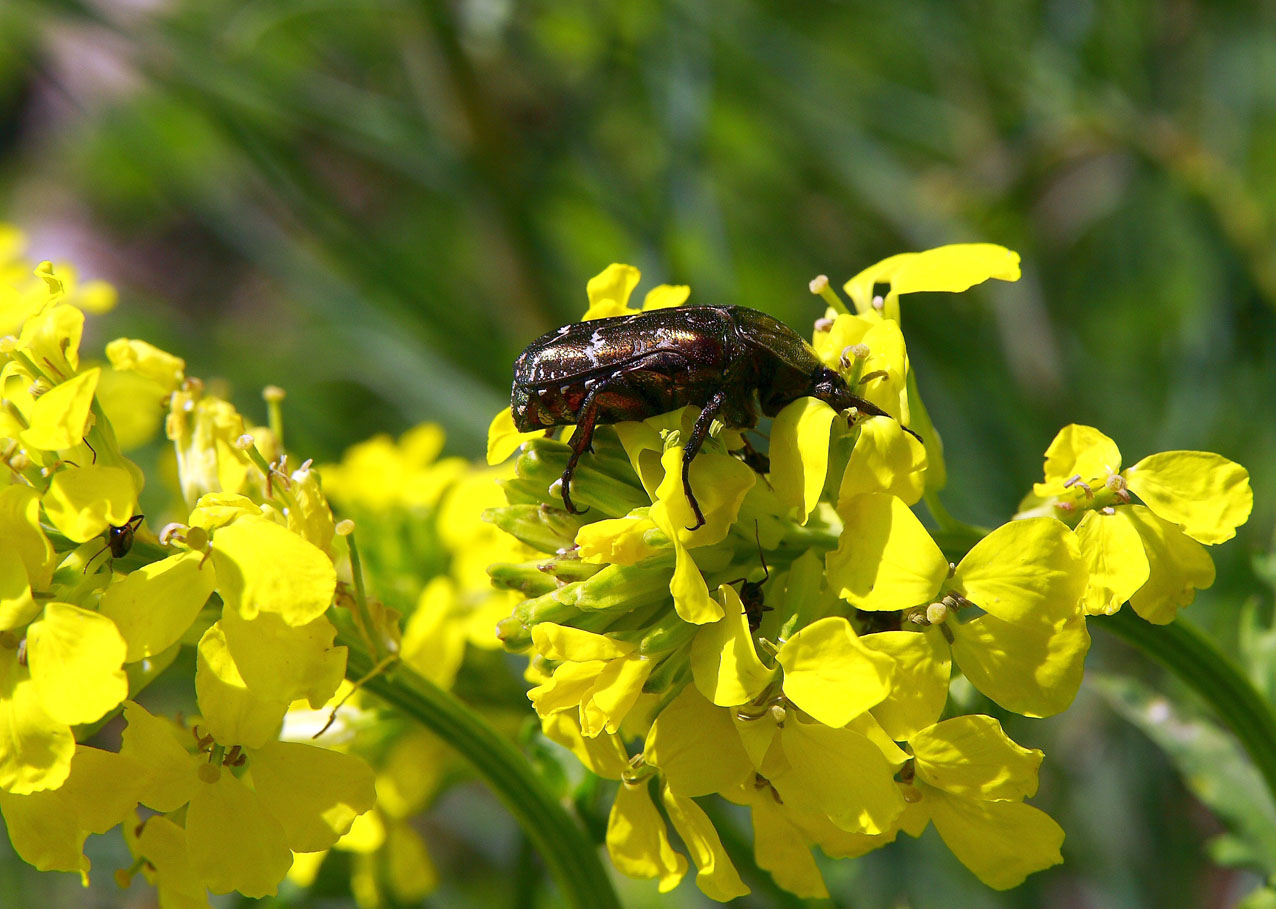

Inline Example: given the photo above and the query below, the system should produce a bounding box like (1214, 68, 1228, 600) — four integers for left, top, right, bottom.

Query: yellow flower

(120, 700, 375, 899)
(1021, 424, 1252, 622)
(898, 715, 1064, 889)
(827, 494, 1089, 717)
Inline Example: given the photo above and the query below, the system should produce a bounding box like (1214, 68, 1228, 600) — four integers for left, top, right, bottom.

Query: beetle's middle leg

(682, 389, 728, 531)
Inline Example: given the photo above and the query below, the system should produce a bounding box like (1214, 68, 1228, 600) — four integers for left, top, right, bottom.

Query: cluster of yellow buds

(486, 248, 1253, 898)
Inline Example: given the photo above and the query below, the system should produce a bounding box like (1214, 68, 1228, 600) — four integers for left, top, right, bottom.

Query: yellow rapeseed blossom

(1019, 424, 1253, 622)
(487, 252, 1119, 898)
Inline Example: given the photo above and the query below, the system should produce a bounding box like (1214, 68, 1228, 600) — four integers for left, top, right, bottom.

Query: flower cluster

(0, 229, 377, 901)
(486, 249, 1253, 898)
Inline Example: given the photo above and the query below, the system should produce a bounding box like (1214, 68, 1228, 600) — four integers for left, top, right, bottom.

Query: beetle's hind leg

(682, 389, 729, 531)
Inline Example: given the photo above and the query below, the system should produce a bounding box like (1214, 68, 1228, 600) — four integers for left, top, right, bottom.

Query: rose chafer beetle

(511, 305, 912, 530)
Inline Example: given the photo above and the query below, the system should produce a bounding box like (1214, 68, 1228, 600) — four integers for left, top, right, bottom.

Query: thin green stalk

(339, 633, 620, 909)
(1098, 609, 1276, 801)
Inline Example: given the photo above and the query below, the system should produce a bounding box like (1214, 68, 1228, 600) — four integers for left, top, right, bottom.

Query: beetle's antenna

(753, 520, 768, 582)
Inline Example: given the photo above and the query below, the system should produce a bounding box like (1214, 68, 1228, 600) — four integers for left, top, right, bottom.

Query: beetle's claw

(685, 498, 706, 532)
(560, 481, 590, 515)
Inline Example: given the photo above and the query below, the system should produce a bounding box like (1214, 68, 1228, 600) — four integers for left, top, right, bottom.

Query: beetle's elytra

(510, 305, 909, 529)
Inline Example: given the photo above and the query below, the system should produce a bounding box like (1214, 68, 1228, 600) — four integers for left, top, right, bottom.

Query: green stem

(340, 633, 620, 909)
(1098, 609, 1276, 800)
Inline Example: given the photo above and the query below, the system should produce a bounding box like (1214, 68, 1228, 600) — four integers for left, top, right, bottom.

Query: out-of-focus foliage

(0, 1, 1273, 906)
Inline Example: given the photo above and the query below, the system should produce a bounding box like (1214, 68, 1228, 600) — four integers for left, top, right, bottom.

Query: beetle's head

(809, 366, 895, 423)
(808, 366, 854, 408)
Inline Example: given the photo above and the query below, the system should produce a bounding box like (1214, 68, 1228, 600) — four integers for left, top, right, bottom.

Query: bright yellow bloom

(898, 715, 1064, 889)
(120, 700, 375, 898)
(1021, 424, 1252, 622)
(827, 494, 1089, 716)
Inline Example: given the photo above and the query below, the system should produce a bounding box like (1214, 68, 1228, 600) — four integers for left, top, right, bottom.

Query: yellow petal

(384, 821, 438, 902)
(486, 407, 542, 466)
(26, 602, 127, 725)
(580, 655, 654, 737)
(1125, 451, 1253, 544)
(844, 244, 1021, 320)
(132, 816, 207, 906)
(776, 617, 894, 728)
(20, 367, 99, 452)
(0, 485, 54, 589)
(576, 515, 662, 565)
(911, 715, 1042, 799)
(400, 577, 466, 689)
(211, 516, 336, 625)
(644, 686, 753, 797)
(949, 614, 1090, 718)
(837, 416, 927, 507)
(1075, 511, 1149, 616)
(955, 517, 1085, 626)
(1124, 505, 1217, 624)
(606, 781, 687, 892)
(0, 652, 74, 794)
(750, 795, 829, 899)
(662, 787, 750, 902)
(540, 712, 629, 780)
(42, 465, 137, 543)
(650, 501, 722, 625)
(250, 741, 376, 853)
(770, 721, 905, 835)
(924, 787, 1063, 890)
(769, 397, 837, 522)
(652, 446, 756, 548)
(105, 337, 186, 392)
(531, 622, 634, 662)
(0, 547, 38, 632)
(585, 263, 641, 315)
(1033, 424, 1122, 497)
(826, 493, 947, 611)
(99, 551, 217, 661)
(218, 609, 346, 711)
(527, 660, 603, 717)
(642, 284, 690, 310)
(0, 745, 140, 880)
(186, 771, 292, 897)
(860, 630, 950, 740)
(689, 585, 776, 707)
(96, 366, 168, 451)
(120, 701, 200, 812)
(194, 623, 292, 749)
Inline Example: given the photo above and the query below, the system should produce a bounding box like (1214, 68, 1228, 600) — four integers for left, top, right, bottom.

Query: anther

(809, 275, 829, 295)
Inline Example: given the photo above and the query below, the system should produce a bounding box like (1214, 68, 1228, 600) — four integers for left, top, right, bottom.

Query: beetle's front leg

(682, 389, 727, 531)
(559, 386, 605, 514)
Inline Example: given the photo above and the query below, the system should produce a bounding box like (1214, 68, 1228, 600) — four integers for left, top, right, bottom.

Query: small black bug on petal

(84, 514, 144, 572)
(729, 525, 772, 633)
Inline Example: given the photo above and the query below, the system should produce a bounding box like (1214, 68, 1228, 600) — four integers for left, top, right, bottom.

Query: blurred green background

(2, 0, 1275, 906)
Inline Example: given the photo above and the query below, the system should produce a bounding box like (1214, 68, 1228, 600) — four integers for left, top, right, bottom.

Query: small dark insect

(84, 514, 144, 572)
(511, 305, 915, 529)
(729, 524, 772, 632)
